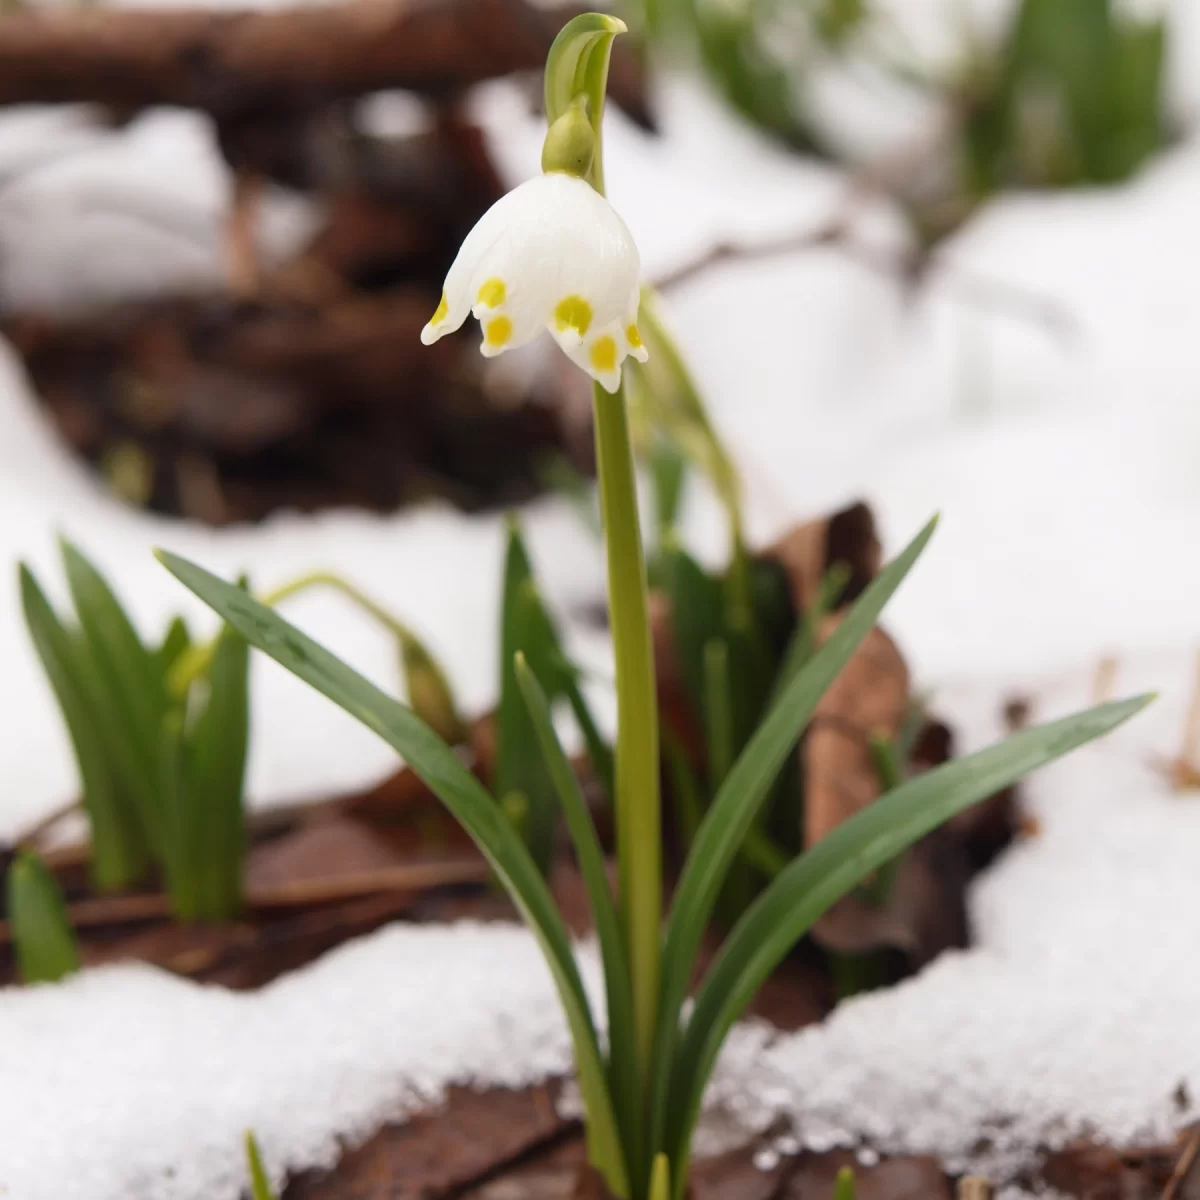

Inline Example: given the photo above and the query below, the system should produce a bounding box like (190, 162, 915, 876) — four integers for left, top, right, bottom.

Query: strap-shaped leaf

(496, 524, 564, 874)
(647, 516, 937, 1155)
(666, 694, 1151, 1187)
(19, 564, 150, 890)
(7, 851, 80, 984)
(155, 548, 629, 1199)
(61, 540, 165, 848)
(153, 615, 192, 681)
(185, 624, 250, 921)
(544, 12, 627, 193)
(245, 1132, 277, 1200)
(515, 655, 640, 1180)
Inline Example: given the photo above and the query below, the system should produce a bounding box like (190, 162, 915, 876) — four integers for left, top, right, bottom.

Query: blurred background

(0, 0, 1196, 835)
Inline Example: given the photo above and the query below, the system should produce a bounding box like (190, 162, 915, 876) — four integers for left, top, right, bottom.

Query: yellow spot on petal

(590, 335, 617, 373)
(555, 295, 593, 337)
(625, 323, 642, 349)
(477, 278, 506, 308)
(485, 316, 513, 347)
(429, 291, 449, 326)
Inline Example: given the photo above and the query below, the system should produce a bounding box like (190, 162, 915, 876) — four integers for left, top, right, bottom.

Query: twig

(957, 1177, 993, 1200)
(1162, 1123, 1200, 1200)
(1092, 655, 1118, 705)
(1169, 650, 1200, 791)
(6, 798, 83, 852)
(654, 224, 1077, 342)
(226, 169, 262, 297)
(0, 858, 489, 943)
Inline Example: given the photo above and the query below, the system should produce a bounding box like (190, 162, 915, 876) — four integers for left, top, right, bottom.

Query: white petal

(421, 172, 645, 378)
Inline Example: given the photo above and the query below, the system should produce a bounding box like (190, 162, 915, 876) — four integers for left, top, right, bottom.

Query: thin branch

(653, 222, 1078, 343)
(0, 857, 490, 943)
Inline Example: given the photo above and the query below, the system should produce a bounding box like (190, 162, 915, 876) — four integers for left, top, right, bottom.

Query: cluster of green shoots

(18, 541, 249, 921)
(153, 16, 1149, 1199)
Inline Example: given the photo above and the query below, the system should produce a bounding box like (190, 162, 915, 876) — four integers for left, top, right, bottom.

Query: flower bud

(541, 96, 595, 179)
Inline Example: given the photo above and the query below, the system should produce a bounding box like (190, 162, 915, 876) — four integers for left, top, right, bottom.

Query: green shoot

(8, 851, 80, 984)
(245, 1132, 278, 1200)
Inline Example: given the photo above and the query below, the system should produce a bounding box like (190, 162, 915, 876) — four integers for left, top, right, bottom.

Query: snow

(1, 0, 1200, 1192)
(0, 923, 588, 1200)
(0, 656, 1194, 1200)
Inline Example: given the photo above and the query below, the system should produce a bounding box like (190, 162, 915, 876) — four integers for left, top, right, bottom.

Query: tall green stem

(593, 379, 661, 1087)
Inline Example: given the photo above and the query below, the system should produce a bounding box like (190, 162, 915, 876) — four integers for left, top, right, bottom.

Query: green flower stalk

(420, 8, 663, 1100)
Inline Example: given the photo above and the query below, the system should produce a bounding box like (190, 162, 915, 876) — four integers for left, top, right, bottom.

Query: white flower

(420, 172, 648, 393)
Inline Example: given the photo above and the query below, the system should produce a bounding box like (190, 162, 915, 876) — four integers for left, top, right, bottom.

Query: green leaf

(833, 1166, 856, 1200)
(515, 655, 640, 1181)
(153, 615, 192, 681)
(648, 516, 938, 1159)
(8, 851, 80, 983)
(184, 624, 250, 921)
(61, 540, 165, 850)
(159, 711, 196, 920)
(18, 564, 150, 891)
(650, 442, 687, 543)
(496, 524, 563, 874)
(702, 638, 734, 790)
(664, 731, 702, 855)
(544, 12, 627, 192)
(155, 548, 629, 1199)
(245, 1132, 277, 1200)
(659, 539, 725, 721)
(666, 694, 1152, 1183)
(648, 1153, 671, 1200)
(769, 561, 851, 706)
(554, 653, 616, 808)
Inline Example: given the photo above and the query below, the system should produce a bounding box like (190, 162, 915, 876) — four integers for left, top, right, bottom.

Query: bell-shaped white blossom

(420, 172, 648, 393)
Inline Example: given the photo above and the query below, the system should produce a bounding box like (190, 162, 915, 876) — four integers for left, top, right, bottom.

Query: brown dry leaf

(802, 620, 978, 964)
(285, 1084, 571, 1200)
(1039, 1133, 1200, 1200)
(803, 620, 910, 849)
(766, 500, 882, 613)
(781, 1152, 951, 1200)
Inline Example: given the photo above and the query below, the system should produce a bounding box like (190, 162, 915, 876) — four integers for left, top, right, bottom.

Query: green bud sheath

(542, 96, 596, 178)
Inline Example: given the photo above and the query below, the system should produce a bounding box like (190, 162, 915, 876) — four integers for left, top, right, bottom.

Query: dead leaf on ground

(803, 620, 910, 849)
(766, 500, 882, 614)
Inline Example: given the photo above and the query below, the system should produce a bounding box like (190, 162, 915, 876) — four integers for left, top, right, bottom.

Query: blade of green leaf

(19, 564, 150, 891)
(497, 524, 562, 874)
(648, 516, 938, 1157)
(833, 1166, 856, 1200)
(61, 539, 164, 849)
(659, 538, 725, 721)
(666, 694, 1152, 1185)
(159, 711, 196, 921)
(769, 561, 851, 707)
(648, 1153, 671, 1200)
(185, 624, 250, 921)
(553, 653, 615, 808)
(153, 615, 192, 681)
(664, 731, 702, 855)
(245, 1132, 278, 1200)
(7, 851, 80, 984)
(515, 654, 640, 1182)
(650, 442, 686, 543)
(702, 638, 733, 790)
(154, 548, 629, 1199)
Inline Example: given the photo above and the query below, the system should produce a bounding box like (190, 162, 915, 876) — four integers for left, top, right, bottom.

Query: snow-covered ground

(3, 0, 1200, 1194)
